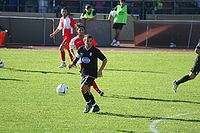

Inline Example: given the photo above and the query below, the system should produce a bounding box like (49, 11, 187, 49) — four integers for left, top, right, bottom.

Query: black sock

(83, 92, 91, 103)
(89, 93, 96, 105)
(176, 75, 191, 85)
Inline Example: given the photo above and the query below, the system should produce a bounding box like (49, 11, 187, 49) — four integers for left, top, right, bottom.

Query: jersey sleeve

(69, 16, 76, 28)
(69, 37, 76, 50)
(96, 48, 106, 61)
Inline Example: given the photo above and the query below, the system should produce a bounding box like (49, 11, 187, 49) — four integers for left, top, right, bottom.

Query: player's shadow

(97, 112, 200, 123)
(105, 68, 165, 74)
(115, 130, 136, 133)
(105, 95, 200, 105)
(0, 78, 28, 82)
(2, 67, 77, 75)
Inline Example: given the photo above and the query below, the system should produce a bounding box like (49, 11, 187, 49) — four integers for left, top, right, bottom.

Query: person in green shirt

(80, 4, 97, 22)
(108, 0, 131, 47)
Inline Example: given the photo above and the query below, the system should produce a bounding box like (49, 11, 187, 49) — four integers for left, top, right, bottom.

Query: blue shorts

(113, 23, 125, 30)
(81, 75, 95, 87)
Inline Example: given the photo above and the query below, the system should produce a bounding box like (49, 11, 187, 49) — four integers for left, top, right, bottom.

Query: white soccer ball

(56, 84, 68, 95)
(110, 10, 117, 17)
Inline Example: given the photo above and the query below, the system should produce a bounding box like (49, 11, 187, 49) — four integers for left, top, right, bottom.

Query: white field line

(149, 112, 196, 133)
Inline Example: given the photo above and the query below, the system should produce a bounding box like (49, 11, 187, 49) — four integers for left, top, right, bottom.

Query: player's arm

(96, 49, 107, 77)
(80, 10, 87, 20)
(98, 58, 107, 77)
(50, 20, 62, 38)
(68, 52, 81, 69)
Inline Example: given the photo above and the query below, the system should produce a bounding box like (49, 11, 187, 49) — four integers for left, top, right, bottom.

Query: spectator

(80, 4, 96, 22)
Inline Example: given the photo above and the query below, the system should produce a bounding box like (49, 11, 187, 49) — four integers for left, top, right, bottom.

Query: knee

(59, 46, 64, 51)
(189, 73, 196, 80)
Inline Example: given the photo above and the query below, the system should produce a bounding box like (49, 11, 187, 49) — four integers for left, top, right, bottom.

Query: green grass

(0, 48, 200, 133)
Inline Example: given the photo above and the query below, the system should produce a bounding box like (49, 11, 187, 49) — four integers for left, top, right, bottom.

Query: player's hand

(50, 33, 54, 38)
(97, 71, 103, 77)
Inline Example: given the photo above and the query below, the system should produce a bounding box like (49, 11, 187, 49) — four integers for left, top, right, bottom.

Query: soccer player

(68, 34, 107, 113)
(80, 4, 96, 22)
(69, 23, 104, 96)
(50, 7, 76, 68)
(173, 40, 200, 93)
(108, 0, 131, 47)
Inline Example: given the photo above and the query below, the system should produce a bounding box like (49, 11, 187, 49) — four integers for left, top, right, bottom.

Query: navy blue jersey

(77, 46, 106, 78)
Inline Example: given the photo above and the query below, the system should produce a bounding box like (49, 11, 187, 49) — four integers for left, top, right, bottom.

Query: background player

(70, 23, 104, 96)
(80, 4, 96, 22)
(173, 40, 200, 92)
(68, 34, 107, 113)
(108, 0, 131, 47)
(50, 7, 76, 68)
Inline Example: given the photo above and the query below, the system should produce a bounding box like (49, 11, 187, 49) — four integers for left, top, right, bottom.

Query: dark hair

(85, 4, 91, 9)
(75, 23, 85, 30)
(84, 34, 93, 39)
(61, 7, 68, 11)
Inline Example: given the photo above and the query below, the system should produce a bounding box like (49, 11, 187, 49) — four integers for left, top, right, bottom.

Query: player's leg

(92, 81, 104, 96)
(65, 36, 74, 62)
(173, 57, 200, 92)
(58, 43, 67, 68)
(81, 76, 100, 113)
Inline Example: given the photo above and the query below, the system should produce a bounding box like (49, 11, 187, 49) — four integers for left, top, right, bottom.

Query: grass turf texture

(0, 48, 200, 133)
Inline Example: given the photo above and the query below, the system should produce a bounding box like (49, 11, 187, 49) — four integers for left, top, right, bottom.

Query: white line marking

(149, 112, 195, 133)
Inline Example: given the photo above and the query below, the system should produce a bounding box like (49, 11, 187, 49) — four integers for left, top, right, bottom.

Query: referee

(173, 40, 200, 92)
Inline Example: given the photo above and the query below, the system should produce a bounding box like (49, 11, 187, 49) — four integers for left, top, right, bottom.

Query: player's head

(75, 23, 85, 35)
(85, 4, 92, 13)
(61, 7, 68, 18)
(120, 0, 126, 6)
(83, 34, 93, 47)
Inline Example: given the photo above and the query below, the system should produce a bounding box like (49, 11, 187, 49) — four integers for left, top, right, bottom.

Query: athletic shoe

(110, 39, 116, 46)
(83, 103, 92, 113)
(92, 104, 100, 113)
(58, 62, 66, 68)
(0, 61, 4, 67)
(99, 91, 104, 96)
(173, 80, 178, 93)
(115, 41, 120, 47)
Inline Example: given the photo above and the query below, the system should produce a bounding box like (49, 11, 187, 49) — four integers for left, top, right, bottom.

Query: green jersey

(114, 5, 128, 24)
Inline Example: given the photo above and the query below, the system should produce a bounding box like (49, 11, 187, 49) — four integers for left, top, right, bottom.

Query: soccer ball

(56, 84, 68, 95)
(0, 60, 4, 67)
(110, 10, 117, 17)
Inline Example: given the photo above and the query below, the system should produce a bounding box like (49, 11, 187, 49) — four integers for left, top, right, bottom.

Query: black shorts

(113, 23, 125, 30)
(81, 75, 95, 87)
(191, 56, 200, 75)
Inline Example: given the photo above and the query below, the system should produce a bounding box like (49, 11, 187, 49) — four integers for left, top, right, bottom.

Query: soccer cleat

(99, 91, 104, 96)
(173, 80, 178, 93)
(58, 62, 66, 68)
(83, 103, 92, 113)
(115, 41, 120, 47)
(110, 39, 116, 46)
(92, 104, 100, 113)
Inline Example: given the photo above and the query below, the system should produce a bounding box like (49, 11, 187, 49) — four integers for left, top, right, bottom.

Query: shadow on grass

(105, 68, 165, 74)
(0, 78, 28, 82)
(115, 130, 136, 133)
(97, 112, 200, 123)
(2, 67, 77, 75)
(104, 95, 200, 105)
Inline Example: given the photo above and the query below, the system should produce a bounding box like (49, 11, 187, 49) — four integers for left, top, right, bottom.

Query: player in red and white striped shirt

(69, 23, 104, 96)
(50, 7, 76, 68)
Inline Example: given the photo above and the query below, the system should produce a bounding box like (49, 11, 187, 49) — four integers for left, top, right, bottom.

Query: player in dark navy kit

(68, 34, 107, 113)
(173, 40, 200, 93)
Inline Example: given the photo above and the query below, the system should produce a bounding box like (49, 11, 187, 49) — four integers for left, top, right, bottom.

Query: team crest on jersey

(82, 57, 90, 64)
(89, 52, 92, 56)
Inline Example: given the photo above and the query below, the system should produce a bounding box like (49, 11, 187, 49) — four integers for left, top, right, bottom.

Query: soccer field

(0, 48, 200, 133)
